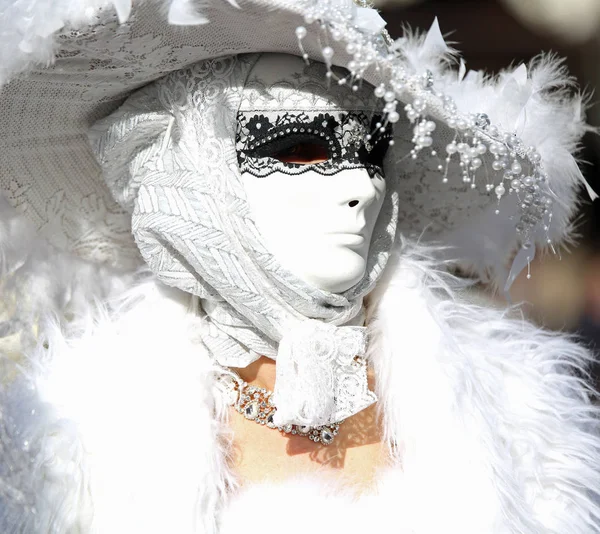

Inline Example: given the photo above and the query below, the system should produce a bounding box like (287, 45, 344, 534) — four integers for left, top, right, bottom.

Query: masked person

(0, 2, 598, 533)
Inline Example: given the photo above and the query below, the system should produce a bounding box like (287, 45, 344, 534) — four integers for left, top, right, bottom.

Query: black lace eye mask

(235, 111, 392, 178)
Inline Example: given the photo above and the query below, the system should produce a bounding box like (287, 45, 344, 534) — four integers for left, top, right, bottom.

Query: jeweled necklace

(217, 370, 343, 445)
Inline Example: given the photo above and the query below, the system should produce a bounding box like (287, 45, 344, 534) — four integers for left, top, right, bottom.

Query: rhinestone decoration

(294, 1, 559, 276)
(219, 372, 343, 445)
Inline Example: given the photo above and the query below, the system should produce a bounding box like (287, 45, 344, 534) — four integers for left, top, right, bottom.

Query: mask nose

(341, 168, 381, 209)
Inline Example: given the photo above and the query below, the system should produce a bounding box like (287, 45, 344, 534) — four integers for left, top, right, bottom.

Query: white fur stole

(1, 240, 599, 534)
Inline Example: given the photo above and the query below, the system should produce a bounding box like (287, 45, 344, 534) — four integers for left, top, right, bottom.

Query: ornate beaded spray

(294, 1, 597, 291)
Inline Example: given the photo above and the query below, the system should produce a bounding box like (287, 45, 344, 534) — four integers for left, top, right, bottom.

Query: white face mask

(237, 54, 391, 293)
(240, 167, 386, 293)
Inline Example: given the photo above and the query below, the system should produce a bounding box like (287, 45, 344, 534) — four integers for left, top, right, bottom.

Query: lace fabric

(236, 110, 391, 178)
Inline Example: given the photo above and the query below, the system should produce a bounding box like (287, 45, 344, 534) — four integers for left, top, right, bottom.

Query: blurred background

(377, 0, 600, 387)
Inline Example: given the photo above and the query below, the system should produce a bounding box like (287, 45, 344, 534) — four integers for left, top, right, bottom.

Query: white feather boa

(1, 238, 599, 534)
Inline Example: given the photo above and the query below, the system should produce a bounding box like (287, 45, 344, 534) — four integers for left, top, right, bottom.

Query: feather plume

(367, 237, 600, 533)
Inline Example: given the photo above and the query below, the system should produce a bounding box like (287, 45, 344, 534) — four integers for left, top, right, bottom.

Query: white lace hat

(0, 0, 592, 287)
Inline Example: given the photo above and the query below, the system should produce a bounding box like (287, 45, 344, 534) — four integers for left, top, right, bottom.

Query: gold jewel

(219, 372, 343, 446)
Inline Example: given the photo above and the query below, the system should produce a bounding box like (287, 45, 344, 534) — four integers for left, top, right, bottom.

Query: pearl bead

(374, 85, 385, 98)
(384, 91, 395, 102)
(471, 157, 482, 169)
(295, 26, 307, 39)
(495, 185, 506, 196)
(322, 46, 334, 60)
(345, 43, 356, 54)
(511, 160, 522, 174)
(388, 111, 400, 123)
(446, 143, 458, 154)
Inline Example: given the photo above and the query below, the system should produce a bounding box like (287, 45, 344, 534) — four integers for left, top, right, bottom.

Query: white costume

(0, 1, 598, 533)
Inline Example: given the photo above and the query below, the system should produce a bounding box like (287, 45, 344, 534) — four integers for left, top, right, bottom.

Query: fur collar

(1, 241, 599, 534)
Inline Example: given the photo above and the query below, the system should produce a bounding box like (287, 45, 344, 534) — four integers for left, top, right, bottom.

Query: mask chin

(294, 248, 368, 294)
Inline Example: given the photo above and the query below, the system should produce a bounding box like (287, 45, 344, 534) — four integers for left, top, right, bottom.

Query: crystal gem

(244, 401, 259, 420)
(423, 69, 434, 88)
(320, 429, 334, 445)
(475, 113, 490, 129)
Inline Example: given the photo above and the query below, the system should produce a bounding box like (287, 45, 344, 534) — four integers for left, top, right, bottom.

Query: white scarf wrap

(90, 53, 400, 426)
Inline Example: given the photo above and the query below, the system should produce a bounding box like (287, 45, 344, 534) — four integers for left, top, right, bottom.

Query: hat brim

(0, 0, 589, 286)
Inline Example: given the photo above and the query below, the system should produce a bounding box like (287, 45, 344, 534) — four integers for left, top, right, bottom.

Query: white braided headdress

(89, 53, 399, 426)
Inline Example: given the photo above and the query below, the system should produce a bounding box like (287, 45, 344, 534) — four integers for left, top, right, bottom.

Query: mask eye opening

(252, 133, 332, 164)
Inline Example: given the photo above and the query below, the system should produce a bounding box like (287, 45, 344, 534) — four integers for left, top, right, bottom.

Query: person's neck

(231, 355, 277, 391)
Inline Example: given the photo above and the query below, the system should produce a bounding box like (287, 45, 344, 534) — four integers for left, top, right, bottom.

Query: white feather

(0, 198, 135, 356)
(0, 0, 114, 87)
(168, 0, 209, 25)
(112, 0, 132, 23)
(1, 236, 598, 533)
